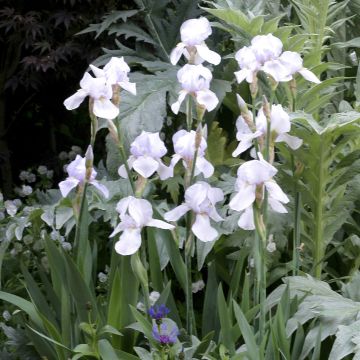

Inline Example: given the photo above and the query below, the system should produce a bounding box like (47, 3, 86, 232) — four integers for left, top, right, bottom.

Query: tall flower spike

(171, 129, 214, 178)
(118, 131, 173, 180)
(171, 64, 219, 114)
(229, 153, 289, 230)
(64, 72, 119, 119)
(170, 17, 221, 65)
(110, 196, 174, 256)
(59, 147, 109, 198)
(90, 57, 137, 95)
(164, 181, 224, 242)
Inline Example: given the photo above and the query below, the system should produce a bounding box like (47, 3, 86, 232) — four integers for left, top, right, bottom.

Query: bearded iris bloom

(232, 104, 302, 157)
(171, 64, 219, 114)
(118, 131, 172, 180)
(171, 129, 214, 178)
(110, 196, 174, 256)
(235, 34, 320, 85)
(164, 181, 224, 242)
(170, 17, 221, 66)
(229, 154, 289, 230)
(90, 56, 137, 95)
(59, 147, 109, 198)
(64, 72, 119, 120)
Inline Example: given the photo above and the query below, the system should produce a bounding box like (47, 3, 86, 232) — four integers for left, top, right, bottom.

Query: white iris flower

(229, 154, 289, 230)
(170, 17, 221, 66)
(171, 64, 219, 114)
(164, 181, 224, 242)
(118, 131, 172, 180)
(64, 72, 119, 119)
(171, 129, 214, 178)
(110, 196, 174, 255)
(59, 147, 109, 198)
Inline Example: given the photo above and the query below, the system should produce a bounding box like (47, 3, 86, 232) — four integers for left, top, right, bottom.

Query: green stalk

(186, 96, 193, 131)
(314, 140, 325, 278)
(253, 204, 267, 344)
(292, 190, 301, 276)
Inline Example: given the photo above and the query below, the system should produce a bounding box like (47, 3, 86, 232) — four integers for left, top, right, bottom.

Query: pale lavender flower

(118, 131, 172, 180)
(58, 146, 109, 198)
(171, 64, 218, 114)
(152, 321, 179, 345)
(170, 17, 221, 65)
(171, 129, 214, 178)
(64, 72, 119, 120)
(164, 181, 223, 242)
(110, 196, 174, 255)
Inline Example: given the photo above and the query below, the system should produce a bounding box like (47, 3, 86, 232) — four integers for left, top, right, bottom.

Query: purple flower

(148, 304, 170, 320)
(152, 322, 179, 345)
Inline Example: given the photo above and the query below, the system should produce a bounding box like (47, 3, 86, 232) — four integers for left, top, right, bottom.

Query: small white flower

(136, 301, 145, 312)
(23, 234, 34, 245)
(58, 146, 109, 198)
(164, 181, 224, 242)
(21, 185, 33, 196)
(251, 34, 283, 64)
(98, 272, 108, 283)
(192, 279, 205, 293)
(149, 291, 161, 305)
(267, 234, 276, 253)
(229, 154, 289, 230)
(90, 57, 136, 95)
(110, 196, 174, 256)
(170, 17, 221, 65)
(5, 200, 17, 217)
(234, 46, 261, 84)
(171, 64, 219, 114)
(262, 51, 320, 84)
(46, 170, 54, 179)
(0, 211, 5, 221)
(59, 151, 68, 161)
(64, 72, 119, 120)
(118, 131, 172, 180)
(19, 171, 29, 181)
(71, 145, 82, 155)
(62, 242, 72, 251)
(26, 173, 36, 183)
(171, 129, 214, 178)
(37, 165, 48, 175)
(2, 310, 11, 322)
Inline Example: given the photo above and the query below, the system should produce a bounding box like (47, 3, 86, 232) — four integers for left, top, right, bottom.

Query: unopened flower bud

(107, 119, 119, 144)
(112, 84, 121, 106)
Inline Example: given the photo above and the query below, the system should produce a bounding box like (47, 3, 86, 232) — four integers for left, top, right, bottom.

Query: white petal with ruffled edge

(196, 89, 218, 112)
(119, 80, 137, 95)
(262, 60, 292, 82)
(232, 132, 261, 157)
(114, 228, 142, 255)
(132, 156, 159, 178)
(268, 198, 288, 213)
(90, 180, 109, 198)
(109, 221, 126, 237)
(208, 207, 223, 222)
(128, 198, 153, 227)
(276, 133, 303, 150)
(229, 182, 256, 212)
(299, 68, 321, 84)
(59, 178, 80, 197)
(234, 69, 251, 84)
(146, 219, 174, 230)
(171, 90, 188, 114)
(164, 204, 190, 222)
(195, 156, 214, 178)
(64, 89, 88, 110)
(192, 214, 218, 242)
(238, 206, 255, 230)
(93, 98, 119, 120)
(170, 43, 186, 65)
(156, 160, 173, 180)
(116, 196, 134, 215)
(270, 105, 291, 134)
(195, 44, 221, 65)
(265, 180, 289, 203)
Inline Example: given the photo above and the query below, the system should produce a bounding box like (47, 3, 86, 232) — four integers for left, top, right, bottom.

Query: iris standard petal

(90, 180, 109, 198)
